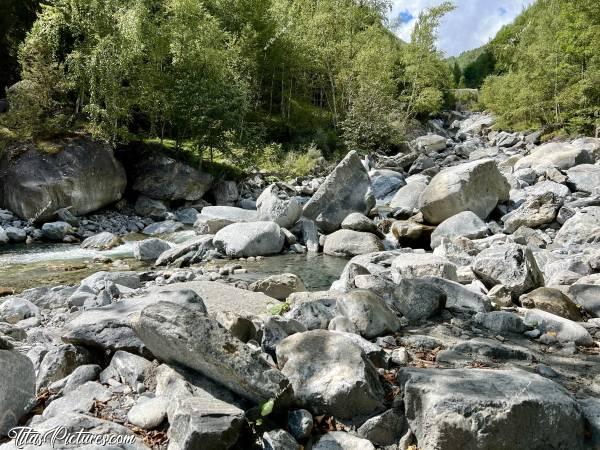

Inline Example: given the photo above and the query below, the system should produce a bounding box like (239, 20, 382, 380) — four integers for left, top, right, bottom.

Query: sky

(389, 0, 535, 57)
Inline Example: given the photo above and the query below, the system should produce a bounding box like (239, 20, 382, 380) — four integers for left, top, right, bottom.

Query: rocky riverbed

(2, 111, 600, 449)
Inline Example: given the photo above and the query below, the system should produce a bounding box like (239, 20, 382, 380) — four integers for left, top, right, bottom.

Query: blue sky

(390, 0, 535, 56)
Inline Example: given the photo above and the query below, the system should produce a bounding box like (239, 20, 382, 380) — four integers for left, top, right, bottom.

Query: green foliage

(480, 0, 600, 134)
(6, 0, 455, 162)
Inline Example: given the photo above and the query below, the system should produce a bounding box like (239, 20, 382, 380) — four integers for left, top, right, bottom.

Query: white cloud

(389, 0, 535, 56)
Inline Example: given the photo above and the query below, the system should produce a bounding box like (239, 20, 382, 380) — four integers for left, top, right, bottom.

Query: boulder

(0, 350, 36, 436)
(389, 178, 428, 213)
(176, 207, 200, 225)
(502, 192, 562, 233)
(391, 221, 435, 246)
(133, 300, 291, 405)
(257, 184, 302, 229)
(155, 235, 214, 266)
(0, 297, 39, 324)
(392, 254, 457, 284)
(473, 311, 526, 334)
(419, 159, 510, 225)
(422, 277, 493, 313)
(567, 164, 600, 194)
(313, 432, 376, 450)
(0, 137, 126, 222)
(472, 244, 544, 298)
(392, 279, 446, 322)
(41, 221, 73, 241)
(523, 309, 593, 346)
(399, 368, 584, 450)
(277, 330, 385, 419)
(430, 211, 488, 248)
(567, 284, 600, 317)
(36, 344, 92, 390)
(133, 238, 171, 262)
(324, 230, 383, 258)
(337, 290, 402, 338)
(249, 274, 306, 301)
(211, 180, 239, 206)
(81, 232, 122, 250)
(514, 142, 592, 171)
(213, 221, 284, 257)
(303, 151, 375, 233)
(520, 287, 584, 321)
(341, 213, 379, 235)
(369, 169, 406, 201)
(4, 227, 25, 243)
(135, 195, 168, 219)
(131, 154, 213, 201)
(555, 207, 600, 246)
(414, 134, 447, 152)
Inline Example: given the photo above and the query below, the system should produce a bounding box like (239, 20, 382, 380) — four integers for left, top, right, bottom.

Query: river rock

(36, 344, 92, 390)
(135, 195, 168, 220)
(341, 213, 379, 235)
(472, 244, 544, 298)
(520, 287, 584, 321)
(419, 159, 510, 225)
(155, 235, 214, 266)
(249, 274, 306, 300)
(389, 178, 428, 213)
(391, 220, 435, 246)
(0, 350, 36, 437)
(567, 284, 600, 317)
(369, 169, 406, 201)
(514, 142, 593, 171)
(414, 134, 447, 152)
(567, 164, 600, 194)
(257, 184, 302, 229)
(211, 180, 239, 206)
(324, 230, 383, 258)
(313, 432, 375, 450)
(303, 151, 375, 233)
(337, 290, 402, 338)
(392, 279, 446, 322)
(0, 137, 127, 221)
(127, 396, 169, 430)
(133, 300, 291, 405)
(473, 311, 526, 334)
(523, 309, 593, 346)
(0, 297, 39, 324)
(81, 231, 122, 250)
(398, 368, 584, 450)
(213, 221, 284, 257)
(0, 227, 8, 244)
(4, 227, 26, 243)
(430, 211, 488, 248)
(392, 254, 458, 284)
(555, 207, 600, 246)
(41, 221, 73, 241)
(131, 154, 213, 201)
(421, 277, 492, 312)
(142, 220, 184, 236)
(276, 330, 385, 419)
(357, 409, 406, 447)
(502, 192, 562, 233)
(199, 205, 258, 223)
(134, 238, 171, 262)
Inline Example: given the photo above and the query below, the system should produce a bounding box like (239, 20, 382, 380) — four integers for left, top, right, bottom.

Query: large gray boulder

(472, 244, 544, 298)
(502, 192, 562, 233)
(130, 154, 213, 201)
(523, 309, 593, 346)
(0, 137, 127, 222)
(337, 290, 402, 338)
(257, 184, 302, 229)
(0, 350, 36, 436)
(276, 330, 385, 419)
(41, 221, 73, 241)
(419, 159, 510, 225)
(430, 211, 488, 248)
(369, 169, 406, 201)
(133, 300, 291, 406)
(514, 142, 592, 172)
(567, 164, 600, 194)
(398, 368, 584, 450)
(324, 230, 383, 258)
(303, 151, 375, 233)
(413, 134, 447, 152)
(393, 278, 446, 322)
(555, 207, 600, 246)
(389, 178, 428, 213)
(213, 221, 284, 257)
(133, 238, 171, 262)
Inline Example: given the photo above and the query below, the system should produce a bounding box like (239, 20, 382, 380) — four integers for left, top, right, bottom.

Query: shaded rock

(392, 254, 457, 284)
(276, 330, 384, 419)
(36, 344, 92, 390)
(0, 350, 35, 436)
(520, 287, 584, 321)
(211, 180, 239, 206)
(357, 409, 406, 447)
(324, 230, 383, 258)
(369, 169, 406, 201)
(263, 430, 301, 450)
(135, 196, 168, 220)
(214, 221, 284, 257)
(176, 207, 200, 225)
(391, 221, 435, 247)
(134, 238, 171, 262)
(341, 213, 379, 235)
(81, 231, 122, 250)
(430, 211, 488, 248)
(4, 227, 26, 243)
(257, 184, 302, 229)
(288, 409, 313, 441)
(131, 154, 213, 201)
(419, 159, 510, 225)
(555, 207, 600, 246)
(567, 284, 600, 317)
(108, 350, 153, 389)
(472, 244, 544, 298)
(393, 279, 446, 322)
(262, 316, 307, 359)
(41, 221, 73, 241)
(0, 138, 126, 221)
(398, 368, 584, 450)
(473, 311, 526, 334)
(303, 151, 375, 233)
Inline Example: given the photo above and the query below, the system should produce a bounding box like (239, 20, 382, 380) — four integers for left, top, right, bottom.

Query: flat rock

(324, 230, 383, 258)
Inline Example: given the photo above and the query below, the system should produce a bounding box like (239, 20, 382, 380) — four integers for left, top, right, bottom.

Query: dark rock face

(0, 137, 127, 222)
(130, 154, 213, 201)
